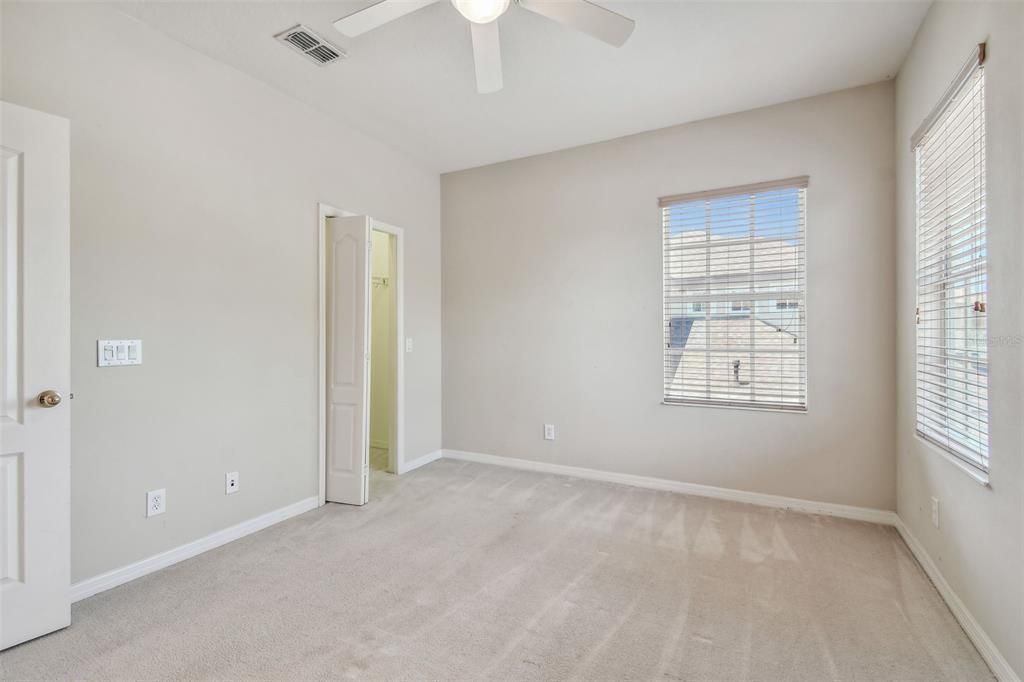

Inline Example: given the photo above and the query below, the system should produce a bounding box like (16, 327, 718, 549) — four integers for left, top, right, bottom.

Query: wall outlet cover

(225, 472, 240, 495)
(146, 488, 166, 517)
(544, 424, 555, 441)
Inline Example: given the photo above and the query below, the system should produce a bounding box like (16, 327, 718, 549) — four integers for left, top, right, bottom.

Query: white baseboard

(442, 449, 897, 525)
(895, 518, 1019, 682)
(70, 495, 319, 603)
(397, 449, 442, 475)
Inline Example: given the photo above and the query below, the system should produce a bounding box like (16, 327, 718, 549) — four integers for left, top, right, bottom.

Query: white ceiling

(119, 1, 930, 173)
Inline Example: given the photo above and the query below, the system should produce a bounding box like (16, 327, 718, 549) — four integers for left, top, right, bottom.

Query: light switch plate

(98, 339, 143, 367)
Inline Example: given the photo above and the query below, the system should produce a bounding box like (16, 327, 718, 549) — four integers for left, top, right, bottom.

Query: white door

(325, 216, 370, 505)
(0, 102, 72, 649)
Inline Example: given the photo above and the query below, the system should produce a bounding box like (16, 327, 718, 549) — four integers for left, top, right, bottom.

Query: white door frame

(318, 203, 405, 506)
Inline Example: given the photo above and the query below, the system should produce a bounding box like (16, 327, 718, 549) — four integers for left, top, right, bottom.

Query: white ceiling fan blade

(517, 0, 634, 47)
(470, 21, 503, 94)
(334, 0, 440, 37)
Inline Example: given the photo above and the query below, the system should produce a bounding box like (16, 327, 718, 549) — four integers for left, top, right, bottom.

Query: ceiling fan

(333, 0, 635, 94)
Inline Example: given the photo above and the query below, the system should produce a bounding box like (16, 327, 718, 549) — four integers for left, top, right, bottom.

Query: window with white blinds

(913, 44, 988, 472)
(661, 177, 807, 411)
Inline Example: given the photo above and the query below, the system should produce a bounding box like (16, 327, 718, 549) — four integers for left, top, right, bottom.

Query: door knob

(38, 390, 62, 408)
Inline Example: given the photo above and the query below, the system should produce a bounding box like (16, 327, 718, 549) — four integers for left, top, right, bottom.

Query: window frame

(660, 177, 809, 413)
(912, 43, 989, 478)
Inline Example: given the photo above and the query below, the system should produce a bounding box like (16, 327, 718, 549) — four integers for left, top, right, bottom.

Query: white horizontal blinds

(914, 46, 988, 471)
(661, 177, 807, 411)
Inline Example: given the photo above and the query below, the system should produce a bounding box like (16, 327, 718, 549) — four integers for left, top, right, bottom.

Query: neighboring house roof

(675, 317, 800, 350)
(666, 318, 804, 404)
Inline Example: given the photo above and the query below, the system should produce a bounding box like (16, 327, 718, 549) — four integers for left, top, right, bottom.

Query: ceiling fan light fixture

(451, 0, 510, 24)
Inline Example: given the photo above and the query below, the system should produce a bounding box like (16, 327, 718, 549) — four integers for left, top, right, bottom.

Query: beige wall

(1, 2, 441, 582)
(370, 230, 393, 450)
(895, 2, 1023, 677)
(442, 82, 897, 510)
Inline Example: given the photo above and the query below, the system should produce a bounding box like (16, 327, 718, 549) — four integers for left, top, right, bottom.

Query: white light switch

(98, 339, 143, 367)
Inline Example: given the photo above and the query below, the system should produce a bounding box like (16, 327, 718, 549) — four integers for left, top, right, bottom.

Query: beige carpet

(0, 459, 992, 681)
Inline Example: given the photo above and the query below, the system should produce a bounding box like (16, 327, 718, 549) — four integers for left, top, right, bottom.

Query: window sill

(915, 433, 991, 487)
(661, 400, 807, 415)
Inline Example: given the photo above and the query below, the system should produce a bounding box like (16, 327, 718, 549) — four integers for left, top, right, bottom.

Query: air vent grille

(307, 45, 342, 64)
(275, 25, 346, 66)
(285, 31, 319, 51)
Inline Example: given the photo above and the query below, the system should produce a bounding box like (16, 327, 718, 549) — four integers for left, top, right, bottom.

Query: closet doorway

(368, 228, 398, 476)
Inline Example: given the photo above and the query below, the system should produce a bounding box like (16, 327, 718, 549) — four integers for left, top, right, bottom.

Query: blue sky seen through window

(668, 188, 801, 243)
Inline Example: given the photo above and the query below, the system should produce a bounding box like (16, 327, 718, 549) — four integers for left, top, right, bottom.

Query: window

(913, 44, 988, 473)
(661, 177, 807, 411)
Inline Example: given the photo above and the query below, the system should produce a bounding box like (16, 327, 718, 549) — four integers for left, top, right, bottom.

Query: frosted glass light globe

(451, 0, 511, 24)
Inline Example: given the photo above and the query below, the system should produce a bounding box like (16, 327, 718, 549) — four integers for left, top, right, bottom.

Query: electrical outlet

(544, 424, 555, 441)
(225, 472, 239, 495)
(405, 337, 414, 353)
(146, 489, 166, 517)
(931, 497, 940, 528)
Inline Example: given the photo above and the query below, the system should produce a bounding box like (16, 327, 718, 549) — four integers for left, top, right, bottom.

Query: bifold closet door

(324, 216, 370, 505)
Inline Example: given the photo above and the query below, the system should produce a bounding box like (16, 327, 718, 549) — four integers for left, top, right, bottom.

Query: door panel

(0, 102, 71, 650)
(328, 404, 356, 473)
(325, 216, 369, 505)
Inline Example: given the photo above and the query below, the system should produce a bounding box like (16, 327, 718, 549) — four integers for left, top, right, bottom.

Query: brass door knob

(38, 390, 62, 408)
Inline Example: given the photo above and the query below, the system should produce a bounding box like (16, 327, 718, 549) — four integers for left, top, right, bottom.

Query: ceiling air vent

(275, 25, 346, 66)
